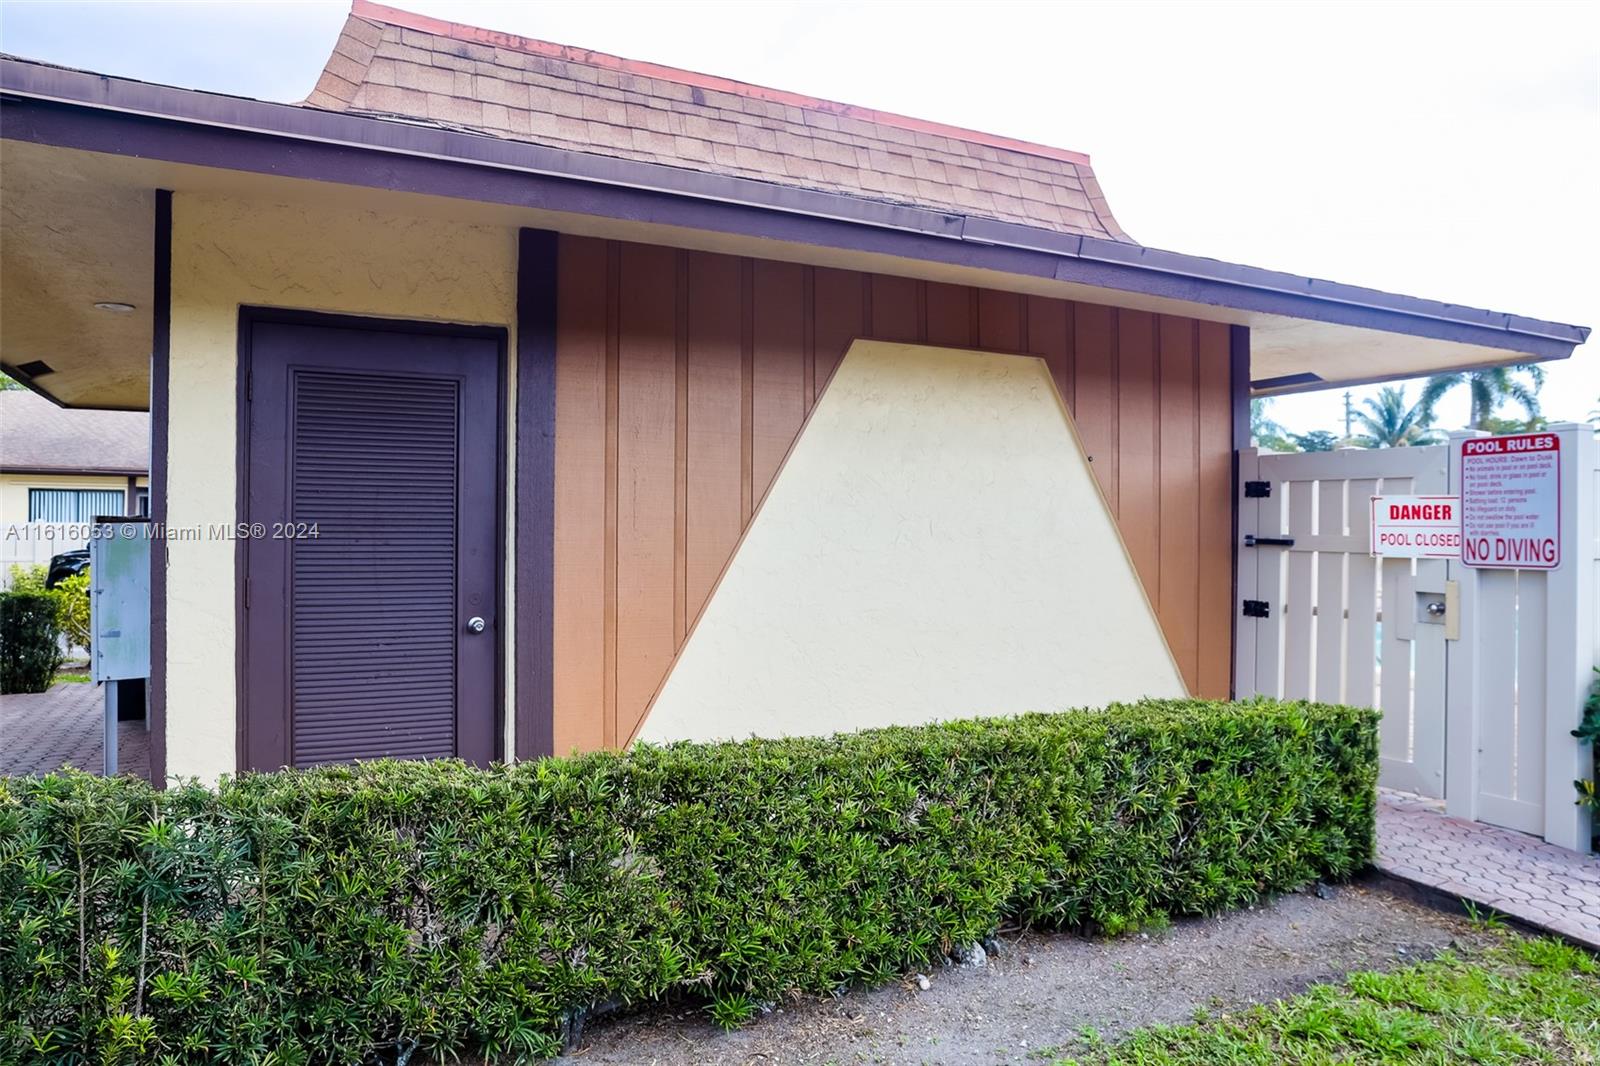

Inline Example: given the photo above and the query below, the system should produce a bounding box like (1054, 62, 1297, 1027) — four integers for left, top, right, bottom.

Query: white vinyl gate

(1235, 424, 1596, 851)
(1236, 444, 1449, 798)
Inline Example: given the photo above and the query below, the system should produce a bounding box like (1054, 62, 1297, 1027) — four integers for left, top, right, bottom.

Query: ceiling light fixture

(93, 301, 136, 313)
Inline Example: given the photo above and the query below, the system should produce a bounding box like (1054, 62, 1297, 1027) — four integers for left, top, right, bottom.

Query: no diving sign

(1460, 433, 1560, 569)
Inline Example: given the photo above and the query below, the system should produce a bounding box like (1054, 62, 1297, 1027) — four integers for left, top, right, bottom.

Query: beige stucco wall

(637, 341, 1187, 744)
(166, 193, 516, 781)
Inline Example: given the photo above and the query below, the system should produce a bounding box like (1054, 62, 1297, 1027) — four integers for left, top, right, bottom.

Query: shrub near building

(0, 563, 90, 694)
(0, 589, 65, 694)
(0, 698, 1378, 1062)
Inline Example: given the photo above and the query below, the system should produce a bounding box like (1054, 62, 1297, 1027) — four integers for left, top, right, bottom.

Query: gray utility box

(90, 519, 152, 681)
(90, 519, 152, 775)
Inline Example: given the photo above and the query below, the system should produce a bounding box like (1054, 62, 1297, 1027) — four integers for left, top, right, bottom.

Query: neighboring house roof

(0, 388, 148, 474)
(306, 1, 1132, 242)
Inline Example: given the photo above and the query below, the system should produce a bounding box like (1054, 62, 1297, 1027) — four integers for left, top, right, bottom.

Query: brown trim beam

(1230, 326, 1252, 454)
(514, 229, 558, 760)
(148, 188, 171, 787)
(0, 466, 148, 477)
(1228, 324, 1250, 699)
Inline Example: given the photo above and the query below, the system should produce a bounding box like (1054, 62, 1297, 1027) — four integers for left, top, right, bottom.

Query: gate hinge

(1243, 535, 1295, 548)
(1242, 599, 1270, 618)
(1244, 480, 1271, 498)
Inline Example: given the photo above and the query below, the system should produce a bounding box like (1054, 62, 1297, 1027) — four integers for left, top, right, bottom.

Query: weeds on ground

(1462, 899, 1507, 931)
(1577, 668, 1600, 850)
(1056, 933, 1600, 1065)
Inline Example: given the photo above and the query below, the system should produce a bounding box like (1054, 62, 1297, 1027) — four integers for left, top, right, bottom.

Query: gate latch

(1244, 480, 1271, 498)
(1444, 580, 1460, 641)
(1244, 535, 1295, 548)
(1242, 599, 1270, 618)
(1414, 581, 1461, 641)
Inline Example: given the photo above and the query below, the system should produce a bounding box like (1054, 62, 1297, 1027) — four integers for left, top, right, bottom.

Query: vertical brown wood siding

(553, 234, 1235, 753)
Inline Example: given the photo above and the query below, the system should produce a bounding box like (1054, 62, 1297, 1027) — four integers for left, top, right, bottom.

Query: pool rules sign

(1460, 433, 1560, 569)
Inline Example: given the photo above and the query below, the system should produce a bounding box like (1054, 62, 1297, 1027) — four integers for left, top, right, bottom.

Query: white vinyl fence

(1, 522, 89, 586)
(1237, 424, 1595, 851)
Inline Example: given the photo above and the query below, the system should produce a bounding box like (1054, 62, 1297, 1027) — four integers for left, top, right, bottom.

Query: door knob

(466, 616, 486, 634)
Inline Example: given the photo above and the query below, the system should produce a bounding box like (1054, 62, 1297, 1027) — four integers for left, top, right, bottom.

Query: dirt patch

(563, 874, 1484, 1065)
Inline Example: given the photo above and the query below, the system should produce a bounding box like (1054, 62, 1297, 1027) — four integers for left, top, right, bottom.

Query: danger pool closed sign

(1370, 496, 1461, 558)
(1460, 433, 1560, 569)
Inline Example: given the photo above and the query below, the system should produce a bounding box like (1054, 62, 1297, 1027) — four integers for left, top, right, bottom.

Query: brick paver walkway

(1377, 788, 1600, 950)
(0, 680, 150, 780)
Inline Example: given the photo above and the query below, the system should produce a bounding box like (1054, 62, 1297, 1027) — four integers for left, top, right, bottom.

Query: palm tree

(1250, 398, 1295, 451)
(1417, 364, 1545, 430)
(1289, 429, 1339, 452)
(1350, 386, 1441, 448)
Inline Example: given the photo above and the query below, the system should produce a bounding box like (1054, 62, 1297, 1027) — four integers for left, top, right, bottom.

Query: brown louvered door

(241, 313, 503, 771)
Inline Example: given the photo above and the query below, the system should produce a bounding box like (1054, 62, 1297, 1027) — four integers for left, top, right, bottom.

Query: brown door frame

(234, 306, 508, 772)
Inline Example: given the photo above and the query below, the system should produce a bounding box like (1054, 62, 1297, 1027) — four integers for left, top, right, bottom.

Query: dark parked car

(45, 549, 89, 589)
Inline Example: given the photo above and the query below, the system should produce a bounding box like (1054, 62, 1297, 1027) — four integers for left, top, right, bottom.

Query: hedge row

(0, 698, 1377, 1063)
(0, 590, 65, 694)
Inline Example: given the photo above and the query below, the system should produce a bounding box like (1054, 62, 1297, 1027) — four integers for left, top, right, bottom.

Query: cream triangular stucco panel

(636, 340, 1187, 744)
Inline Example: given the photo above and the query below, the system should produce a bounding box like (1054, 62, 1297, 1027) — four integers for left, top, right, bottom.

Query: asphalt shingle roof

(306, 1, 1134, 243)
(0, 389, 148, 474)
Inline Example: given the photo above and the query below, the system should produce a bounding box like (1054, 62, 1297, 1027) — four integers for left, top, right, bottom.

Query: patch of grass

(1463, 899, 1508, 931)
(1056, 933, 1600, 1064)
(52, 673, 90, 684)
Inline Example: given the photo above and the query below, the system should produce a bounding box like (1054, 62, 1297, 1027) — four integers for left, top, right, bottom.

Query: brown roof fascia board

(1, 465, 147, 476)
(0, 57, 1588, 365)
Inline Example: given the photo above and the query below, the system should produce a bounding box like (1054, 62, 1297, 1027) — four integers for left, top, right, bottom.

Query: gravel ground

(562, 874, 1483, 1065)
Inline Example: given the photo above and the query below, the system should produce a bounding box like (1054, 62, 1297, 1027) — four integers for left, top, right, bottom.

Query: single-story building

(0, 1, 1587, 783)
(0, 389, 148, 579)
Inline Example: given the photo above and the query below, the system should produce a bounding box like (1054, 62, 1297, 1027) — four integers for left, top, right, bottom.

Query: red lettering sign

(1370, 495, 1461, 559)
(1460, 434, 1560, 570)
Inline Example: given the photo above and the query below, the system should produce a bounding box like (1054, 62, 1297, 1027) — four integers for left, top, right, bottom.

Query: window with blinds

(27, 488, 128, 522)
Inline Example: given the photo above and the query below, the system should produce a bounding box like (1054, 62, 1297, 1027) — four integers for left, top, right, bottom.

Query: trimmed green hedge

(0, 590, 65, 694)
(0, 698, 1376, 1063)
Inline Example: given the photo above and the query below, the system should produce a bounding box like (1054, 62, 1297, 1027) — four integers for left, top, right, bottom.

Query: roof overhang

(1, 57, 1587, 409)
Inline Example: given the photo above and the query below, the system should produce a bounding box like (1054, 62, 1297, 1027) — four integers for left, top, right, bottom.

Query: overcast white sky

(2, 0, 1594, 435)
